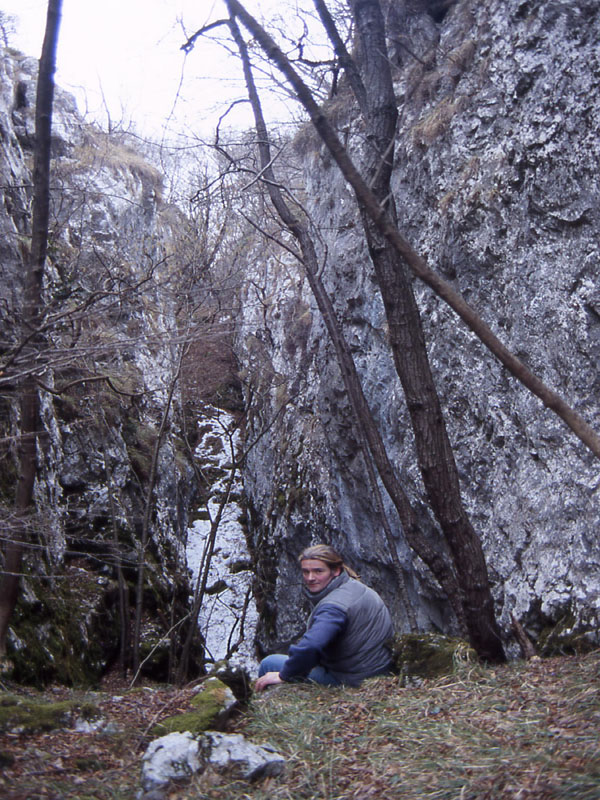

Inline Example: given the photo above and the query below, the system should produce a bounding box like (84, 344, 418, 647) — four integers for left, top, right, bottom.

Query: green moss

(7, 569, 120, 688)
(388, 633, 476, 679)
(0, 695, 100, 734)
(151, 677, 235, 737)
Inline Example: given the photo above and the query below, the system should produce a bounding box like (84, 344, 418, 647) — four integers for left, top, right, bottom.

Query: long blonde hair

(298, 544, 360, 580)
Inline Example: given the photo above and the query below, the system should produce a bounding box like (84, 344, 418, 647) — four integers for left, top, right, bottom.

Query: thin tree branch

(312, 0, 368, 115)
(181, 19, 230, 54)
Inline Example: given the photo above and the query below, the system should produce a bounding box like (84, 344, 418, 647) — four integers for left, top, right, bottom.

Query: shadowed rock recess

(0, 0, 598, 684)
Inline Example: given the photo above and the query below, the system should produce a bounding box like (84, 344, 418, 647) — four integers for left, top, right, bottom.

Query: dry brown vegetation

(0, 650, 598, 799)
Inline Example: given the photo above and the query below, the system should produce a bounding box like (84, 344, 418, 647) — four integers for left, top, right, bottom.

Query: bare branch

(35, 374, 145, 398)
(312, 0, 368, 114)
(181, 19, 231, 54)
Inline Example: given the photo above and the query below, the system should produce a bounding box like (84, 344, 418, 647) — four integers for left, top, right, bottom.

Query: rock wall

(236, 0, 600, 656)
(0, 47, 202, 683)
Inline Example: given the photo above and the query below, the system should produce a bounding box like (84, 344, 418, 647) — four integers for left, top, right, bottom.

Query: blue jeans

(258, 654, 341, 686)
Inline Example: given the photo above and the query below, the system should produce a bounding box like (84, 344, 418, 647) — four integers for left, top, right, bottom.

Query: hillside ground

(0, 650, 598, 799)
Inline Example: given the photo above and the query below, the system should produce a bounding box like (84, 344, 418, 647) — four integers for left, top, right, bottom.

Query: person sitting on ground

(254, 543, 394, 691)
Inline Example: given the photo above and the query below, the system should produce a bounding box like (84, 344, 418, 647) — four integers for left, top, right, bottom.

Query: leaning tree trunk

(230, 0, 502, 660)
(346, 0, 504, 661)
(223, 0, 508, 660)
(212, 0, 600, 659)
(0, 0, 62, 654)
(222, 0, 600, 458)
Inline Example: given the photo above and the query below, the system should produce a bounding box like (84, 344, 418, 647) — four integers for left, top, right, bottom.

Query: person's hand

(254, 671, 284, 692)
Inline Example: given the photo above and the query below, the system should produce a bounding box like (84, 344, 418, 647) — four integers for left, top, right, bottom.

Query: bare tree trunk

(510, 613, 537, 660)
(225, 0, 499, 657)
(346, 0, 503, 661)
(0, 0, 62, 654)
(230, 14, 445, 635)
(217, 0, 600, 662)
(194, 0, 600, 661)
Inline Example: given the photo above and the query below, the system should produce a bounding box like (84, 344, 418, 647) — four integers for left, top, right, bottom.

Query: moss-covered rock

(389, 633, 476, 679)
(209, 660, 252, 703)
(6, 568, 120, 688)
(0, 693, 101, 734)
(151, 677, 237, 737)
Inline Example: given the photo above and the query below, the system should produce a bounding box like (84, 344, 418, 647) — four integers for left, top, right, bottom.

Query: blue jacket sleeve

(279, 604, 347, 682)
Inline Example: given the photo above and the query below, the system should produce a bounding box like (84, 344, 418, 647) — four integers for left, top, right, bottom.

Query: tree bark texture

(228, 10, 467, 633)
(230, 14, 425, 632)
(223, 0, 600, 658)
(225, 0, 504, 661)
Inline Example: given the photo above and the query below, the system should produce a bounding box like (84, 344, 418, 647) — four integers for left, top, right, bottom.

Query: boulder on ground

(200, 731, 285, 780)
(140, 730, 285, 793)
(141, 731, 201, 792)
(389, 633, 476, 679)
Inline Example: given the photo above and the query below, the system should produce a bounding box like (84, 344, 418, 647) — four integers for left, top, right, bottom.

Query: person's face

(301, 558, 341, 593)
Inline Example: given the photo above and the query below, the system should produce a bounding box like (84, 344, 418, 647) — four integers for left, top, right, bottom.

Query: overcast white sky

(0, 0, 304, 141)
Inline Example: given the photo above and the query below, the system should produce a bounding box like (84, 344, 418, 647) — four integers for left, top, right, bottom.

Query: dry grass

(190, 650, 600, 800)
(0, 682, 203, 800)
(1, 651, 598, 799)
(411, 97, 467, 146)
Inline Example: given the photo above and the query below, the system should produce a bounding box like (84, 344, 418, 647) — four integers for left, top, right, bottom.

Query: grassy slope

(0, 650, 598, 799)
(193, 650, 600, 800)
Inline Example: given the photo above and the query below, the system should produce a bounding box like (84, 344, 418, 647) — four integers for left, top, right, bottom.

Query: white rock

(141, 732, 201, 791)
(201, 731, 285, 780)
(140, 730, 285, 791)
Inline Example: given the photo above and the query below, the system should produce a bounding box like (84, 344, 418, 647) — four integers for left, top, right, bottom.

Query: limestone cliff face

(0, 48, 199, 683)
(237, 0, 600, 655)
